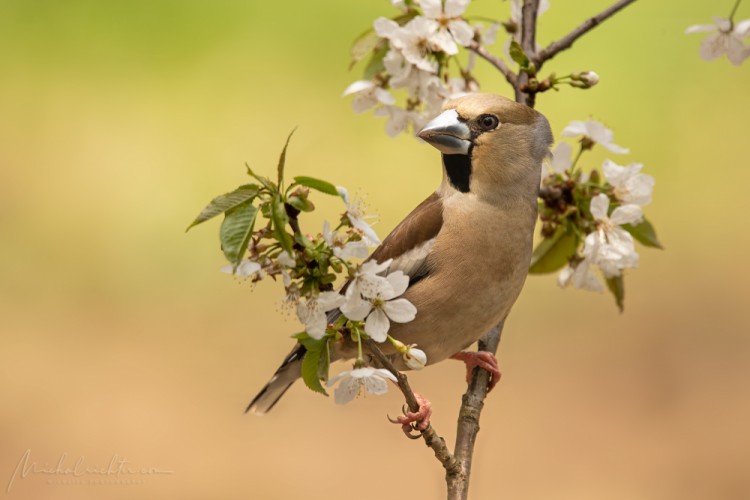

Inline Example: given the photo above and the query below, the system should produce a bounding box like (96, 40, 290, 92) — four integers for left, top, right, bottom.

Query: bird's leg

(450, 351, 502, 391)
(387, 392, 432, 439)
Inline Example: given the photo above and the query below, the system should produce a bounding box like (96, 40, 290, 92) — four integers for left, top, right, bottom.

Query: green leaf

(363, 42, 388, 80)
(186, 184, 259, 231)
(350, 28, 380, 68)
(277, 128, 296, 189)
(509, 40, 530, 69)
(293, 176, 339, 196)
(245, 163, 276, 192)
(529, 227, 580, 274)
(300, 344, 328, 396)
(287, 195, 315, 213)
(270, 194, 293, 254)
(623, 218, 663, 249)
(606, 275, 625, 312)
(219, 200, 259, 267)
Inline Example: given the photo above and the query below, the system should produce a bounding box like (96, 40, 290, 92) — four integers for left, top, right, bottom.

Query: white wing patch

(387, 237, 436, 280)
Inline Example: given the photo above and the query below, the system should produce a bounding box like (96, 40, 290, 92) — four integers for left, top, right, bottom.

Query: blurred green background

(1, 0, 749, 499)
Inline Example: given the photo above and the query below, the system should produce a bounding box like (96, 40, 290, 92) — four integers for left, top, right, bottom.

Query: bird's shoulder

(369, 191, 444, 280)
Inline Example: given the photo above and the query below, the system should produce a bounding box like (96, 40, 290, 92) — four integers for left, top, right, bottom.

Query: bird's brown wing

(368, 191, 444, 284)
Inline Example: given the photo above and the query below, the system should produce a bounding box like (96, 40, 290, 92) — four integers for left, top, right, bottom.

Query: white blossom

(561, 119, 630, 154)
(374, 105, 425, 138)
(221, 259, 261, 278)
(276, 251, 296, 268)
(322, 221, 369, 260)
(420, 0, 474, 49)
(549, 142, 572, 173)
(374, 17, 439, 72)
(685, 17, 750, 66)
(336, 187, 381, 245)
(403, 345, 428, 370)
(602, 159, 655, 206)
(557, 258, 604, 292)
(577, 70, 599, 87)
(296, 292, 346, 339)
(341, 268, 417, 342)
(343, 80, 396, 114)
(327, 367, 397, 405)
(585, 194, 642, 278)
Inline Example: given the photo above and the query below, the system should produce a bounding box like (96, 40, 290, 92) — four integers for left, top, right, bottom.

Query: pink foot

(450, 351, 502, 391)
(388, 392, 432, 439)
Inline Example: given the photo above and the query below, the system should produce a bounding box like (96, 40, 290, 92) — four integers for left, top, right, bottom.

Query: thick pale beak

(417, 109, 472, 155)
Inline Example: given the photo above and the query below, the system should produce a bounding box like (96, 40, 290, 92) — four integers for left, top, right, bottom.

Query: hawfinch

(248, 93, 553, 415)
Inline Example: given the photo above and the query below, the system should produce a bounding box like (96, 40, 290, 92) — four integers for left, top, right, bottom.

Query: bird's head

(418, 93, 552, 203)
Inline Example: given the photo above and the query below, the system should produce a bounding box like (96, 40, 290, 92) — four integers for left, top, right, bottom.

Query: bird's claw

(388, 393, 432, 439)
(450, 351, 502, 391)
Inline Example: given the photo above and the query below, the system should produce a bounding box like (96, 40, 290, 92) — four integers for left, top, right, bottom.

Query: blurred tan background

(1, 0, 749, 499)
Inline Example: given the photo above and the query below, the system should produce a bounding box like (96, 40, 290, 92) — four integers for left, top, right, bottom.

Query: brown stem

(447, 321, 504, 500)
(468, 41, 517, 87)
(534, 0, 639, 67)
(366, 339, 462, 476)
(515, 0, 541, 106)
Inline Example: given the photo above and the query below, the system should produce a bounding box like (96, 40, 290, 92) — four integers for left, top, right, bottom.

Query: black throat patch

(443, 154, 472, 193)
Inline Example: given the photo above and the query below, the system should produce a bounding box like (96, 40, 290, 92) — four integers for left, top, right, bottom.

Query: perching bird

(247, 93, 553, 417)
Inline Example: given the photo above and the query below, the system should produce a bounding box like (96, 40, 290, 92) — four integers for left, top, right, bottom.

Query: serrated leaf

(220, 200, 258, 267)
(270, 194, 293, 254)
(277, 128, 296, 188)
(363, 42, 388, 80)
(509, 40, 529, 68)
(623, 218, 663, 249)
(301, 346, 328, 395)
(606, 275, 625, 312)
(529, 227, 580, 274)
(350, 28, 380, 68)
(186, 184, 259, 231)
(293, 176, 339, 196)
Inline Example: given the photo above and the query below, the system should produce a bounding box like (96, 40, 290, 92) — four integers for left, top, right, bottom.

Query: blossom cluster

(190, 153, 428, 404)
(686, 15, 750, 66)
(534, 120, 660, 308)
(344, 0, 497, 137)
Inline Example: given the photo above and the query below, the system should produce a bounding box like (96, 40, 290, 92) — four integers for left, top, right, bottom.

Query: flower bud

(403, 346, 427, 370)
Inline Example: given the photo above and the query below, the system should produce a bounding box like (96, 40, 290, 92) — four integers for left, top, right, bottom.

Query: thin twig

(535, 0, 638, 66)
(514, 0, 541, 106)
(447, 321, 504, 500)
(366, 339, 462, 476)
(468, 41, 517, 87)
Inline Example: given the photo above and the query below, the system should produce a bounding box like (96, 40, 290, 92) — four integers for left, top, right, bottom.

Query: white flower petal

(374, 17, 400, 39)
(385, 271, 410, 298)
(734, 19, 750, 37)
(561, 120, 588, 137)
(550, 142, 572, 173)
(334, 377, 361, 404)
(343, 80, 374, 96)
(590, 194, 610, 221)
(373, 368, 398, 382)
(276, 251, 296, 268)
(340, 293, 373, 321)
(685, 23, 716, 35)
(448, 20, 475, 47)
(699, 33, 725, 61)
(383, 299, 417, 323)
(444, 0, 470, 18)
(365, 308, 391, 342)
(317, 291, 346, 311)
(362, 374, 389, 395)
(610, 204, 643, 226)
(420, 0, 442, 19)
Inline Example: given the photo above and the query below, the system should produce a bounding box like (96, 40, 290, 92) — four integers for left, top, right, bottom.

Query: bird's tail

(245, 344, 306, 415)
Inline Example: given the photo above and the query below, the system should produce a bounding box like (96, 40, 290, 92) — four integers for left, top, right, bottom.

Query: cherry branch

(468, 41, 517, 86)
(366, 339, 462, 476)
(535, 0, 639, 66)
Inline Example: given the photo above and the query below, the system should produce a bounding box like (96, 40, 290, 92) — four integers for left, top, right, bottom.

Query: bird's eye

(478, 114, 499, 130)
